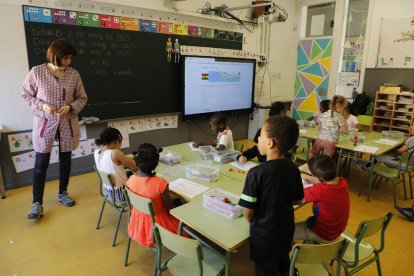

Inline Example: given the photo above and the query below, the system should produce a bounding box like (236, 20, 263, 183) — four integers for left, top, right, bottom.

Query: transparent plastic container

(198, 146, 217, 160)
(185, 162, 219, 182)
(382, 131, 404, 139)
(203, 188, 243, 219)
(212, 149, 240, 164)
(159, 150, 182, 165)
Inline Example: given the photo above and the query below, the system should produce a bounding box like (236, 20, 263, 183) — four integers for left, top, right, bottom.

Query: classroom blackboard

(23, 21, 242, 120)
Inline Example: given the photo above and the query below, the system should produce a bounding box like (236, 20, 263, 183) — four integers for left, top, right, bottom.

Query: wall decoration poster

(12, 151, 36, 173)
(201, 27, 214, 38)
(52, 9, 77, 25)
(88, 139, 98, 155)
(188, 26, 201, 37)
(173, 24, 188, 35)
(162, 115, 178, 128)
(23, 6, 52, 23)
(145, 117, 157, 130)
(140, 19, 157, 32)
(293, 39, 332, 120)
(128, 119, 146, 133)
(158, 22, 173, 34)
(108, 121, 130, 148)
(50, 146, 60, 164)
(8, 132, 33, 153)
(377, 16, 414, 68)
(72, 140, 90, 159)
(100, 15, 121, 29)
(120, 17, 139, 31)
(77, 12, 100, 27)
(80, 125, 87, 141)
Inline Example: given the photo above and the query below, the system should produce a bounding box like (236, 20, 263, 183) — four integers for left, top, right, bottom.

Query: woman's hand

(42, 103, 57, 114)
(57, 105, 71, 116)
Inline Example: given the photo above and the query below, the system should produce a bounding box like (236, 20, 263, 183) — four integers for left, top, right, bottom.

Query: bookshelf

(371, 90, 414, 135)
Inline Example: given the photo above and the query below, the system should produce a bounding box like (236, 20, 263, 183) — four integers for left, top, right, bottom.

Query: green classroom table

(162, 143, 303, 276)
(299, 127, 404, 201)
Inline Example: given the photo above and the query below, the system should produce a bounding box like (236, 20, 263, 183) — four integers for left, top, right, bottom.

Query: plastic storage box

(212, 149, 240, 164)
(185, 162, 219, 182)
(203, 188, 243, 219)
(159, 150, 182, 165)
(198, 146, 218, 160)
(382, 131, 404, 139)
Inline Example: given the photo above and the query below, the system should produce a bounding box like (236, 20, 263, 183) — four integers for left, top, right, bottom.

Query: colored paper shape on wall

(77, 12, 100, 27)
(12, 151, 36, 173)
(8, 132, 33, 153)
(23, 6, 52, 23)
(100, 15, 121, 29)
(201, 27, 214, 38)
(158, 22, 173, 34)
(120, 17, 139, 31)
(52, 9, 77, 25)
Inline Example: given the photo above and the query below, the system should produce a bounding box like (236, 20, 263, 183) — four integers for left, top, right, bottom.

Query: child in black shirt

(238, 115, 304, 276)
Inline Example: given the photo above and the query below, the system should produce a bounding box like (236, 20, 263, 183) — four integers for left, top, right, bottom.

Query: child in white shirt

(343, 104, 360, 130)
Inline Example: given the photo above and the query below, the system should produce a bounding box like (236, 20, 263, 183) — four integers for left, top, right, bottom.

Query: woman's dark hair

(47, 39, 77, 67)
(134, 143, 163, 177)
(269, 101, 287, 116)
(308, 155, 337, 181)
(320, 100, 331, 113)
(265, 115, 299, 153)
(95, 127, 122, 146)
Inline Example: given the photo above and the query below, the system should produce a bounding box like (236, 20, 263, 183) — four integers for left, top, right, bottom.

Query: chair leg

(392, 181, 398, 208)
(112, 209, 123, 247)
(401, 174, 407, 200)
(96, 200, 106, 229)
(409, 172, 413, 199)
(124, 236, 131, 266)
(375, 255, 382, 276)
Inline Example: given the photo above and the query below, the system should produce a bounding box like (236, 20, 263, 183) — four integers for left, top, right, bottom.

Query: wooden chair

(289, 238, 349, 276)
(123, 187, 157, 270)
(340, 212, 393, 276)
(293, 137, 311, 165)
(154, 223, 225, 276)
(95, 166, 128, 247)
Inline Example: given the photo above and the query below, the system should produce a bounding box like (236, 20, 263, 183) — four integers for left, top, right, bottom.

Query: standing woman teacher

(21, 39, 88, 219)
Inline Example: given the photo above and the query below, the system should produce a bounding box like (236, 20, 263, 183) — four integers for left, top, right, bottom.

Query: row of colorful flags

(23, 5, 243, 41)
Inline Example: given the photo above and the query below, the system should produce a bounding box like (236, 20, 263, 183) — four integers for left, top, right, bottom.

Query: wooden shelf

(372, 91, 413, 135)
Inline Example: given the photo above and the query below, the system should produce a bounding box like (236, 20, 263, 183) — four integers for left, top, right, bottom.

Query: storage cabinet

(371, 91, 414, 135)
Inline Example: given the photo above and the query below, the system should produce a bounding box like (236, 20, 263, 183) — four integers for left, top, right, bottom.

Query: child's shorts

(310, 138, 336, 158)
(103, 184, 126, 203)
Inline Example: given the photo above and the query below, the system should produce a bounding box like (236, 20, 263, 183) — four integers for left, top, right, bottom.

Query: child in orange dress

(126, 143, 181, 247)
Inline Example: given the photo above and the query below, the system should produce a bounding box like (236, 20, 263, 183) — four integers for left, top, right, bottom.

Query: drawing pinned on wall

(293, 38, 332, 120)
(128, 119, 146, 133)
(8, 132, 33, 153)
(12, 151, 36, 173)
(108, 121, 130, 148)
(378, 16, 414, 68)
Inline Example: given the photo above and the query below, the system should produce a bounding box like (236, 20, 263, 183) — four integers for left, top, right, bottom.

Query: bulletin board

(377, 16, 414, 68)
(23, 6, 243, 120)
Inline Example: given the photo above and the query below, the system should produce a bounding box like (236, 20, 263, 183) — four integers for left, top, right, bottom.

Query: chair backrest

(355, 211, 393, 239)
(398, 149, 414, 169)
(291, 238, 348, 265)
(234, 141, 244, 152)
(125, 187, 155, 226)
(94, 165, 115, 199)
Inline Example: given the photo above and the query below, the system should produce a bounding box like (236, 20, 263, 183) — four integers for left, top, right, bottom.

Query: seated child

(238, 116, 304, 276)
(343, 103, 360, 130)
(294, 155, 350, 244)
(306, 99, 331, 123)
(94, 127, 137, 202)
(238, 101, 287, 163)
(193, 112, 234, 150)
(374, 135, 414, 169)
(126, 143, 182, 247)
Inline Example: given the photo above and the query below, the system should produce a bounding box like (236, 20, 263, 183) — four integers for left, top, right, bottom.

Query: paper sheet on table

(353, 145, 379, 154)
(230, 161, 259, 172)
(188, 142, 199, 151)
(169, 178, 209, 198)
(372, 139, 399, 146)
(299, 129, 307, 134)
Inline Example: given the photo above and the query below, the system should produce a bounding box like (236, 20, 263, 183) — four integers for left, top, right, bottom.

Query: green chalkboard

(23, 22, 242, 120)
